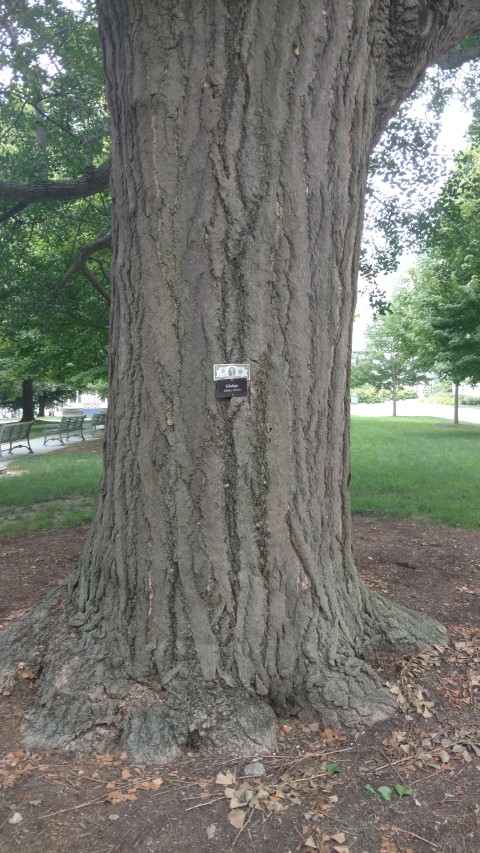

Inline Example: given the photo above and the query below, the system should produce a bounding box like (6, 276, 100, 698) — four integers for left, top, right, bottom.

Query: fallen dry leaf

(0, 671, 15, 696)
(124, 790, 137, 802)
(216, 771, 236, 786)
(227, 809, 245, 829)
(105, 790, 123, 805)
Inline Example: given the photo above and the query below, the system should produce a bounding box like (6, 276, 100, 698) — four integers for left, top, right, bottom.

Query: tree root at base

(0, 582, 449, 764)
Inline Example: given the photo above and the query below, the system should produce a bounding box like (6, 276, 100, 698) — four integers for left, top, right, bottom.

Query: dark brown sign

(215, 377, 248, 399)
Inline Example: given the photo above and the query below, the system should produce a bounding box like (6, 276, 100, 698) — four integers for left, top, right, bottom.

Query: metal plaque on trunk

(213, 363, 250, 381)
(215, 377, 248, 399)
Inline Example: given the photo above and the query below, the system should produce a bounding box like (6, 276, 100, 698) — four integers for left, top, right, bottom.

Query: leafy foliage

(0, 0, 110, 397)
(362, 59, 480, 293)
(0, 0, 109, 183)
(397, 127, 480, 388)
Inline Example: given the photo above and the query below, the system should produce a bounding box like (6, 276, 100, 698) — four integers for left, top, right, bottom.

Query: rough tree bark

(1, 0, 480, 762)
(38, 393, 46, 419)
(20, 378, 34, 423)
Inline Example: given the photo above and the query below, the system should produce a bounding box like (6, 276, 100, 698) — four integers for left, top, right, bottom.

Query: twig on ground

(374, 754, 414, 772)
(184, 797, 224, 811)
(39, 796, 109, 819)
(395, 827, 441, 849)
(0, 814, 12, 833)
(410, 767, 447, 786)
(270, 745, 356, 783)
(375, 747, 408, 783)
(232, 804, 256, 846)
(282, 746, 356, 763)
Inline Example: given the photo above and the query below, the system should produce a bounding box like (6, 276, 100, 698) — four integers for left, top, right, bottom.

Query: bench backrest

(60, 415, 85, 426)
(0, 421, 33, 441)
(91, 413, 106, 425)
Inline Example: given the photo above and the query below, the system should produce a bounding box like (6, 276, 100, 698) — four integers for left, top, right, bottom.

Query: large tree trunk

(2, 0, 480, 762)
(38, 393, 46, 419)
(453, 382, 460, 425)
(20, 378, 34, 422)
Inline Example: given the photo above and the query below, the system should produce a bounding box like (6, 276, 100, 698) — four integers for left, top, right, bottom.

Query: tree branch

(0, 159, 111, 204)
(373, 3, 480, 144)
(78, 261, 111, 304)
(59, 233, 112, 305)
(0, 201, 30, 224)
(438, 37, 480, 70)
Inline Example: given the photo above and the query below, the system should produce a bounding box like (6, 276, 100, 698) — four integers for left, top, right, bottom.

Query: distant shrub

(461, 396, 480, 406)
(426, 392, 453, 404)
(351, 387, 417, 404)
(351, 386, 389, 403)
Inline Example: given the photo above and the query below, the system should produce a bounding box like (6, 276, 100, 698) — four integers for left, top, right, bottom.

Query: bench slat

(0, 421, 34, 460)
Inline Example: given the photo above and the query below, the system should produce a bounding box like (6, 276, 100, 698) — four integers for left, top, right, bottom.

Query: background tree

(351, 303, 428, 415)
(397, 128, 480, 423)
(0, 205, 110, 391)
(0, 1, 480, 763)
(399, 259, 480, 423)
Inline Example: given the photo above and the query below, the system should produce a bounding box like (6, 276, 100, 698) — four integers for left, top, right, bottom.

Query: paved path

(0, 429, 101, 470)
(351, 399, 480, 424)
(1, 400, 478, 469)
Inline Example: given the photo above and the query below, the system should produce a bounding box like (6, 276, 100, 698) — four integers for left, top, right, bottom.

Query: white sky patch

(59, 0, 84, 10)
(0, 67, 12, 85)
(436, 99, 472, 159)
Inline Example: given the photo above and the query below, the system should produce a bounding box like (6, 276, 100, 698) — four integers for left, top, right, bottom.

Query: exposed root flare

(0, 581, 449, 763)
(363, 588, 449, 651)
(22, 675, 278, 764)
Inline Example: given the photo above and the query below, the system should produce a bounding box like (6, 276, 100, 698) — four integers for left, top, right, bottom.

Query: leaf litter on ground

(215, 753, 344, 832)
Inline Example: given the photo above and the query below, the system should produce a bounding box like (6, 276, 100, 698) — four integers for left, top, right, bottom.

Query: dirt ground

(1, 516, 480, 853)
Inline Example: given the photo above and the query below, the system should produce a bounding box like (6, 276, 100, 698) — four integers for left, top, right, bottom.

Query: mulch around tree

(1, 517, 479, 853)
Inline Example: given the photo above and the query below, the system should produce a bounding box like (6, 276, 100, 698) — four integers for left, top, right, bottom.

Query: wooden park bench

(43, 414, 86, 446)
(89, 411, 107, 435)
(0, 420, 34, 460)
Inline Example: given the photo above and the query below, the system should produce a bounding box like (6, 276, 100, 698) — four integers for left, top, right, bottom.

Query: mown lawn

(0, 444, 103, 537)
(1, 417, 478, 537)
(350, 416, 480, 529)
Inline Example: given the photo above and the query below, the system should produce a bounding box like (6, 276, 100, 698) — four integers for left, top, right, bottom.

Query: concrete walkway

(0, 429, 101, 470)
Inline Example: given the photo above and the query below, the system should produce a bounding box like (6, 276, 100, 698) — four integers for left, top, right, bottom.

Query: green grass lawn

(0, 417, 478, 538)
(350, 416, 480, 529)
(0, 445, 103, 537)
